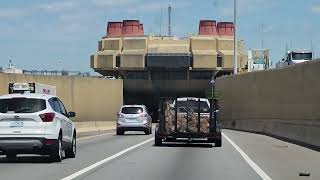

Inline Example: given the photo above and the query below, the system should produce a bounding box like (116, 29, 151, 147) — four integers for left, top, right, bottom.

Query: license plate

(126, 118, 138, 122)
(10, 121, 24, 128)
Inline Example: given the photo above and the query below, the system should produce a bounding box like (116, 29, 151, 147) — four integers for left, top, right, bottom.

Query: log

(164, 101, 210, 134)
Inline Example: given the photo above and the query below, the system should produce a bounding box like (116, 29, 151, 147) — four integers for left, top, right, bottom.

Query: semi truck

(8, 83, 56, 95)
(276, 49, 313, 68)
(154, 97, 221, 147)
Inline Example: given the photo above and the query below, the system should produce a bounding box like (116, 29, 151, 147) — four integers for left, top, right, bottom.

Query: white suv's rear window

(121, 107, 143, 114)
(176, 100, 210, 113)
(0, 98, 46, 113)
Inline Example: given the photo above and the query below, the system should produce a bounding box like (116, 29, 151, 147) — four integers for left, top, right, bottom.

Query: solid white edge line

(222, 132, 272, 180)
(77, 133, 113, 141)
(61, 138, 154, 180)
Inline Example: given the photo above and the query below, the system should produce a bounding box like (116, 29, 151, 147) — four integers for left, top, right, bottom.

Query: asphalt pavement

(0, 128, 319, 180)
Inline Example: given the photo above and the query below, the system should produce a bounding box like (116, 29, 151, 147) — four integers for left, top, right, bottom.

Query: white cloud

(263, 25, 273, 33)
(92, 0, 138, 7)
(38, 1, 77, 12)
(0, 9, 26, 19)
(63, 23, 86, 33)
(311, 5, 320, 13)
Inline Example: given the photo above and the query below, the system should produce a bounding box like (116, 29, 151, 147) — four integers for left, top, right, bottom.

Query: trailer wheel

(154, 126, 162, 146)
(155, 136, 162, 146)
(215, 139, 222, 147)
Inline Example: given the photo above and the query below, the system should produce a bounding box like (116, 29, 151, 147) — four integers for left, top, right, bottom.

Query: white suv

(0, 93, 76, 162)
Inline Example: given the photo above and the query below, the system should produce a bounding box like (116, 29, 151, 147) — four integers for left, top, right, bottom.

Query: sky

(0, 0, 319, 73)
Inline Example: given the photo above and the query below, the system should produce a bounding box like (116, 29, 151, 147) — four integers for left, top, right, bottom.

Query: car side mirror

(68, 111, 76, 118)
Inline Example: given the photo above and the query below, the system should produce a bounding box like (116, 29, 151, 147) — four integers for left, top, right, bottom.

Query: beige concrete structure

(190, 37, 217, 69)
(122, 37, 147, 50)
(91, 35, 248, 72)
(148, 38, 190, 54)
(192, 50, 218, 69)
(91, 50, 120, 69)
(102, 38, 122, 51)
(98, 40, 102, 51)
(120, 37, 147, 69)
(91, 38, 122, 69)
(190, 36, 217, 50)
(120, 53, 145, 68)
(239, 53, 248, 69)
(216, 60, 320, 148)
(217, 50, 240, 69)
(0, 73, 123, 123)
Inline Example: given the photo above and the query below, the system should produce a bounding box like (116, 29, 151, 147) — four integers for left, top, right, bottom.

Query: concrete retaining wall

(74, 121, 115, 133)
(216, 60, 320, 148)
(0, 73, 123, 122)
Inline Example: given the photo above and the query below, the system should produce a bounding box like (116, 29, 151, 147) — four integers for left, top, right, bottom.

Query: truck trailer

(276, 49, 313, 68)
(155, 97, 222, 147)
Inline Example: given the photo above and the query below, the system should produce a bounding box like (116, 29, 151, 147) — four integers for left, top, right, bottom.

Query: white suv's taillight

(39, 113, 55, 122)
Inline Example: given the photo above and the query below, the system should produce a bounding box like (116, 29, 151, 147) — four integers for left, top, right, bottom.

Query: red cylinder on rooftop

(122, 20, 143, 36)
(198, 20, 217, 35)
(107, 22, 123, 37)
(217, 22, 234, 36)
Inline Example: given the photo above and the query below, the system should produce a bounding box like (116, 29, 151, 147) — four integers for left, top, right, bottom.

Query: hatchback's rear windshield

(0, 98, 46, 113)
(121, 107, 143, 114)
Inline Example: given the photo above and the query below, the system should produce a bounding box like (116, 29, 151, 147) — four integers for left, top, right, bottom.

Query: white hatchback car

(0, 93, 76, 162)
(117, 105, 152, 135)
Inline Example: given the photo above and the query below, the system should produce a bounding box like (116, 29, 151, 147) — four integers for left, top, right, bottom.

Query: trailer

(154, 97, 222, 147)
(8, 83, 56, 95)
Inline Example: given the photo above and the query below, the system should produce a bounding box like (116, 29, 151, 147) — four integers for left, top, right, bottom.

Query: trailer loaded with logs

(154, 97, 222, 147)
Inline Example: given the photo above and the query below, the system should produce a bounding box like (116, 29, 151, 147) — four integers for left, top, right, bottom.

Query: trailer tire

(155, 136, 162, 146)
(215, 139, 222, 147)
(6, 152, 17, 160)
(154, 126, 162, 146)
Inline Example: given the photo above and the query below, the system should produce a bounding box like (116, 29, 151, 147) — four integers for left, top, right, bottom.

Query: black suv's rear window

(121, 107, 143, 114)
(0, 98, 46, 113)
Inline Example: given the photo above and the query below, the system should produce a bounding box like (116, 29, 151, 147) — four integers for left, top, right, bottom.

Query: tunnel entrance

(123, 79, 211, 121)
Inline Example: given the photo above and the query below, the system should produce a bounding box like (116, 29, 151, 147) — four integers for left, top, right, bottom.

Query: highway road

(0, 128, 319, 180)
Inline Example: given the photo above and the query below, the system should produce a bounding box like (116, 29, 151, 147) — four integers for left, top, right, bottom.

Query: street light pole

(233, 0, 238, 74)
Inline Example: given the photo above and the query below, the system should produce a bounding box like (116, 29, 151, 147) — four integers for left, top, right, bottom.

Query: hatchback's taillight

(44, 139, 55, 145)
(117, 113, 124, 118)
(140, 114, 148, 118)
(39, 113, 55, 122)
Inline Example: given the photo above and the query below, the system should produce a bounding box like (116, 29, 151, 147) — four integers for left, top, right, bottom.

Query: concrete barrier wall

(0, 73, 123, 122)
(216, 60, 320, 148)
